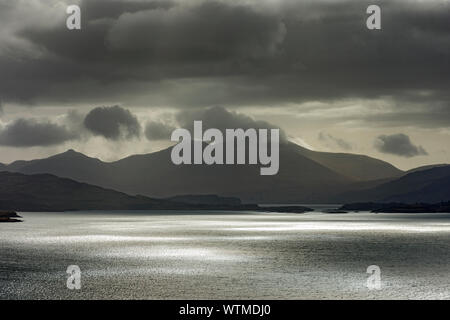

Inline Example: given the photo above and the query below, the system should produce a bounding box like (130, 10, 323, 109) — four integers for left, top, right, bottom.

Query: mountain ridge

(291, 144, 403, 181)
(0, 143, 404, 203)
(340, 165, 450, 203)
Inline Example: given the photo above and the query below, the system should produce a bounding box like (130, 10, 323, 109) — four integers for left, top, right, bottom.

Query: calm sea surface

(1, 210, 450, 299)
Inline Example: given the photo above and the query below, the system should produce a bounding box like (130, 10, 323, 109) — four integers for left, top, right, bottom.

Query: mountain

(0, 171, 170, 211)
(0, 172, 316, 213)
(342, 165, 450, 203)
(0, 143, 403, 203)
(406, 164, 449, 174)
(6, 149, 110, 185)
(294, 146, 403, 181)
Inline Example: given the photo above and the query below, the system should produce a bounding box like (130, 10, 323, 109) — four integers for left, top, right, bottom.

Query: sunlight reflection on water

(1, 211, 450, 299)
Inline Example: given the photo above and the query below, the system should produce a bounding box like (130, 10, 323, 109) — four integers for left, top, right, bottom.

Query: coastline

(0, 211, 22, 223)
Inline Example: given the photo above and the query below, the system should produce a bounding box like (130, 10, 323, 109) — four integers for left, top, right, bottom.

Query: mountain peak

(56, 149, 90, 159)
(63, 149, 81, 155)
(48, 150, 106, 165)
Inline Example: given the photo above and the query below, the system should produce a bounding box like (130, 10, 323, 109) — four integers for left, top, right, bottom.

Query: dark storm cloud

(176, 106, 288, 142)
(144, 121, 175, 141)
(105, 1, 285, 63)
(14, 0, 285, 75)
(0, 118, 78, 147)
(84, 105, 141, 140)
(0, 0, 449, 128)
(1, 0, 285, 105)
(374, 133, 428, 158)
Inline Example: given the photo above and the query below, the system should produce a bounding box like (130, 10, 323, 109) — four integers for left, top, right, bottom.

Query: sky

(0, 0, 449, 170)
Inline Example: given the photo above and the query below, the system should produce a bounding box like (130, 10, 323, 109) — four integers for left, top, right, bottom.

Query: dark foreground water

(1, 211, 450, 299)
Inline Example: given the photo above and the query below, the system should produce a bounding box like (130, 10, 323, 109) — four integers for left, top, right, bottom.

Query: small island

(258, 206, 314, 214)
(167, 195, 314, 214)
(324, 209, 348, 214)
(0, 211, 23, 223)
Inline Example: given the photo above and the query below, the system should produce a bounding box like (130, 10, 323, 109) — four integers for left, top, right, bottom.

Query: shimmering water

(1, 211, 450, 299)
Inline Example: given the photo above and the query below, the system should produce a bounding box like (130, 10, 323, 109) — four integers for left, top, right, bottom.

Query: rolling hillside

(0, 171, 170, 211)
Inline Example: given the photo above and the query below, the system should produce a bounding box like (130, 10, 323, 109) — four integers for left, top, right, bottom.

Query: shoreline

(0, 211, 23, 223)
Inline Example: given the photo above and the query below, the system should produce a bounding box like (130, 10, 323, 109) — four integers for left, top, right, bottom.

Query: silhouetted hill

(0, 172, 316, 213)
(341, 166, 450, 203)
(406, 164, 449, 174)
(1, 143, 403, 203)
(107, 142, 355, 203)
(7, 149, 112, 187)
(0, 171, 170, 211)
(341, 201, 450, 213)
(294, 145, 403, 181)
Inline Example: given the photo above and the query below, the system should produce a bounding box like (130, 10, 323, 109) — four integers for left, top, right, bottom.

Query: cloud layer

(374, 133, 428, 158)
(0, 118, 78, 147)
(0, 1, 447, 169)
(0, 0, 448, 128)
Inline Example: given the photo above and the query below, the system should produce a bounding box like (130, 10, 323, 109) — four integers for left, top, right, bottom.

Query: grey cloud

(352, 100, 450, 129)
(16, 1, 285, 72)
(0, 0, 449, 131)
(82, 0, 175, 21)
(84, 105, 141, 140)
(106, 1, 286, 62)
(318, 132, 353, 151)
(176, 106, 287, 142)
(145, 121, 175, 141)
(374, 133, 428, 158)
(2, 0, 287, 105)
(0, 118, 78, 147)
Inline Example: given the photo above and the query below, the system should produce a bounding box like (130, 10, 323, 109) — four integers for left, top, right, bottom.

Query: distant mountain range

(0, 143, 448, 205)
(0, 142, 404, 203)
(343, 165, 450, 203)
(0, 171, 313, 213)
